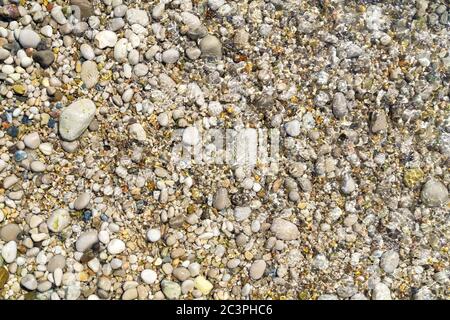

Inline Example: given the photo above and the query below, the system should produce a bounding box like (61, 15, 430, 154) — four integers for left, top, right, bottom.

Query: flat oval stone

(75, 230, 99, 252)
(80, 61, 99, 89)
(18, 29, 41, 48)
(421, 179, 448, 207)
(1, 241, 17, 263)
(126, 8, 149, 26)
(20, 274, 37, 291)
(30, 160, 46, 173)
(47, 209, 71, 233)
(270, 218, 300, 240)
(161, 280, 181, 299)
(32, 50, 55, 68)
(249, 260, 266, 280)
(23, 132, 41, 149)
(95, 30, 118, 49)
(141, 269, 157, 284)
(114, 38, 128, 63)
(194, 276, 213, 295)
(80, 43, 95, 60)
(74, 192, 91, 210)
(172, 267, 190, 281)
(199, 35, 222, 58)
(0, 223, 21, 242)
(47, 254, 66, 272)
(107, 239, 125, 255)
(59, 99, 96, 141)
(213, 187, 230, 210)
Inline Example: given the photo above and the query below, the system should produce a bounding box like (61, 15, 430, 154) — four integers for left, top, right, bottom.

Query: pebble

(372, 283, 391, 300)
(312, 254, 329, 270)
(421, 179, 448, 207)
(3, 175, 19, 189)
(80, 44, 95, 60)
(54, 268, 63, 287)
(18, 29, 41, 48)
(81, 61, 99, 89)
(380, 250, 399, 274)
(88, 258, 101, 273)
(249, 260, 266, 280)
(38, 143, 53, 155)
(186, 47, 201, 60)
(0, 49, 10, 61)
(51, 7, 68, 25)
(234, 29, 249, 49)
(20, 274, 37, 291)
(285, 120, 300, 137)
(107, 239, 125, 255)
(182, 126, 200, 146)
(98, 230, 110, 244)
(74, 192, 91, 210)
(194, 276, 213, 295)
(32, 50, 55, 68)
(332, 93, 348, 118)
(37, 281, 52, 292)
(14, 150, 27, 162)
(162, 48, 180, 64)
(126, 9, 149, 27)
(0, 224, 21, 242)
(129, 123, 146, 141)
(95, 31, 118, 49)
(270, 218, 300, 241)
(114, 38, 128, 63)
(61, 141, 79, 153)
(47, 209, 71, 233)
(1, 241, 17, 263)
(40, 25, 53, 38)
(199, 35, 222, 58)
(23, 132, 40, 149)
(47, 255, 66, 272)
(234, 207, 251, 222)
(141, 269, 157, 284)
(30, 161, 46, 173)
(146, 229, 161, 242)
(161, 280, 181, 300)
(213, 188, 230, 210)
(152, 3, 165, 20)
(75, 230, 99, 252)
(340, 174, 356, 195)
(59, 99, 97, 141)
(173, 267, 190, 281)
(370, 110, 388, 133)
(122, 288, 138, 300)
(98, 276, 111, 291)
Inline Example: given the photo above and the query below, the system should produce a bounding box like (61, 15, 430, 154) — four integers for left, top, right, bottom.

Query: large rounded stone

(59, 99, 96, 141)
(270, 218, 300, 240)
(75, 230, 99, 252)
(199, 35, 222, 58)
(47, 209, 71, 233)
(18, 29, 41, 48)
(421, 179, 448, 207)
(80, 61, 99, 89)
